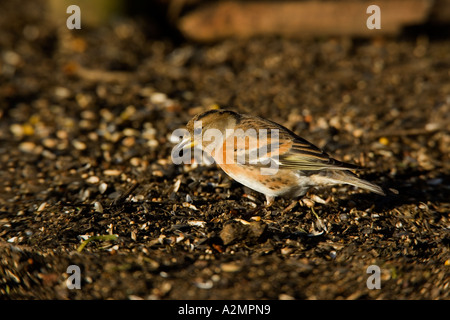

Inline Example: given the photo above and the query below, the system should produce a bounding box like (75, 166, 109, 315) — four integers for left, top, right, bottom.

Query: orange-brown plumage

(176, 109, 384, 205)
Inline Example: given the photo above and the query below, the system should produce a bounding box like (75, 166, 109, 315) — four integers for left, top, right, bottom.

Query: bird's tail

(312, 170, 385, 196)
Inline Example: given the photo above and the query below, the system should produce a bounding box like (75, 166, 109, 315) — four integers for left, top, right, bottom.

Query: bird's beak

(176, 136, 197, 151)
(171, 133, 200, 165)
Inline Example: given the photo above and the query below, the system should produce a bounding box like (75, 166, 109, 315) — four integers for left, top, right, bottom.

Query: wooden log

(178, 0, 435, 42)
(430, 0, 450, 23)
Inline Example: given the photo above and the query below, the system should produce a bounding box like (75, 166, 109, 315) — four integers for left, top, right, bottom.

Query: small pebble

(122, 136, 135, 147)
(142, 127, 156, 140)
(353, 128, 364, 138)
(150, 92, 167, 104)
(279, 294, 295, 300)
(194, 280, 213, 290)
(42, 138, 57, 149)
(3, 50, 22, 66)
(7, 237, 18, 243)
(129, 157, 141, 166)
(379, 137, 389, 146)
(281, 247, 293, 255)
(147, 140, 159, 148)
(86, 176, 100, 184)
(93, 201, 103, 213)
(54, 87, 71, 99)
(72, 140, 87, 150)
(37, 202, 47, 212)
(427, 178, 442, 186)
(123, 128, 139, 136)
(187, 220, 206, 228)
(220, 262, 242, 273)
(173, 179, 181, 193)
(104, 169, 121, 176)
(10, 123, 34, 137)
(19, 141, 36, 153)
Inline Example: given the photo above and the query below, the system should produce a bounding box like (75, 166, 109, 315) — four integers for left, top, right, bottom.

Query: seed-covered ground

(0, 0, 449, 300)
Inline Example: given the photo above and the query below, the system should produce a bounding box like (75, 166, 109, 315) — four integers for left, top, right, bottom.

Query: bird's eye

(194, 127, 202, 135)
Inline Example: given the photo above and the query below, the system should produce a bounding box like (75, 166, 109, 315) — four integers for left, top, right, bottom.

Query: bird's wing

(229, 116, 359, 171)
(277, 136, 359, 171)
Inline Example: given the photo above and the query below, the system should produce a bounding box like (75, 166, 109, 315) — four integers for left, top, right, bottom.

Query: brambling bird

(175, 109, 385, 206)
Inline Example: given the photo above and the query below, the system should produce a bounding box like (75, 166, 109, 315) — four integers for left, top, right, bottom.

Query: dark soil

(0, 0, 449, 300)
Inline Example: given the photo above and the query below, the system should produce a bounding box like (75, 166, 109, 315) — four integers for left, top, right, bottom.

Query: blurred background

(1, 0, 449, 300)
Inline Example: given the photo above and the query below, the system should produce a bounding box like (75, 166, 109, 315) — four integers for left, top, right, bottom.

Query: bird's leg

(265, 195, 275, 207)
(242, 195, 273, 218)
